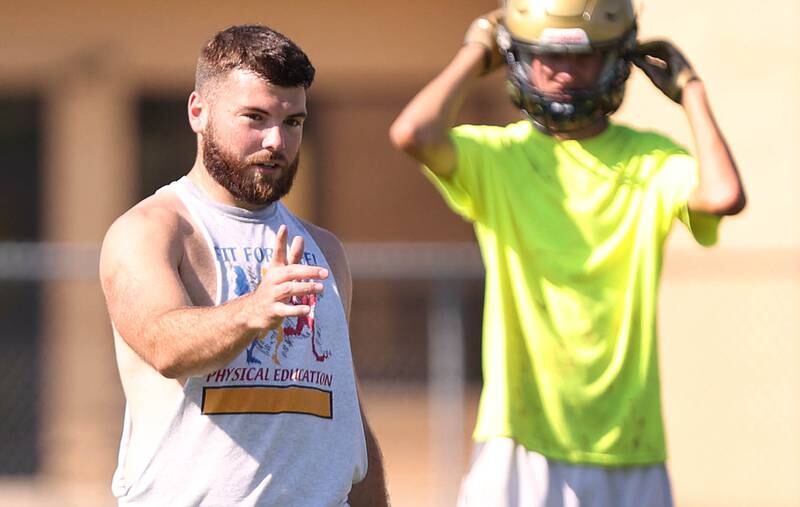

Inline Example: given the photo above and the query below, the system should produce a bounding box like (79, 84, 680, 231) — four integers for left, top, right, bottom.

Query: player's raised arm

(633, 40, 746, 216)
(389, 9, 504, 178)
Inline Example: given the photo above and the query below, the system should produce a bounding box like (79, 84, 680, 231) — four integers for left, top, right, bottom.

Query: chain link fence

(0, 241, 485, 484)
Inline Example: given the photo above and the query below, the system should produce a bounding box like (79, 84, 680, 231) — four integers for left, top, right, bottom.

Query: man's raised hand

(240, 225, 327, 333)
(632, 39, 699, 105)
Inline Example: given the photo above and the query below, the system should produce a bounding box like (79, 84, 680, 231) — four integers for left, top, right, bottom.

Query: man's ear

(188, 91, 208, 134)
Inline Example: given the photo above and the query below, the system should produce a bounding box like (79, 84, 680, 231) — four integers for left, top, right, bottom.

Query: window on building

(0, 96, 42, 475)
(137, 95, 196, 199)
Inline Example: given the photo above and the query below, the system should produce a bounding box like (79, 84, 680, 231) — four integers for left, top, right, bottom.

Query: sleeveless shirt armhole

(282, 208, 350, 326)
(169, 179, 224, 305)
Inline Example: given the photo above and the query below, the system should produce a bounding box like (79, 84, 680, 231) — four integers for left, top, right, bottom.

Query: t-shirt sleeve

(656, 151, 721, 247)
(422, 125, 502, 223)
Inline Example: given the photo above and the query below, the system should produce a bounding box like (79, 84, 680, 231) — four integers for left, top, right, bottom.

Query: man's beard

(202, 124, 299, 207)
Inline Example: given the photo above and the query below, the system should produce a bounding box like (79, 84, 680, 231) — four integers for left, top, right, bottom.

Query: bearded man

(100, 24, 388, 507)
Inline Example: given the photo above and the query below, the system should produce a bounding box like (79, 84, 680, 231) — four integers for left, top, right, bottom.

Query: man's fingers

(288, 235, 304, 265)
(634, 39, 695, 105)
(644, 55, 669, 70)
(630, 55, 650, 71)
(635, 40, 670, 60)
(268, 264, 329, 285)
(276, 280, 325, 299)
(464, 8, 505, 75)
(269, 225, 288, 268)
(632, 58, 662, 83)
(270, 227, 307, 267)
(272, 302, 312, 318)
(636, 40, 692, 74)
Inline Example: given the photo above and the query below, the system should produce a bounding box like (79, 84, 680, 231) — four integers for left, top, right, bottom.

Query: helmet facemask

(497, 0, 638, 134)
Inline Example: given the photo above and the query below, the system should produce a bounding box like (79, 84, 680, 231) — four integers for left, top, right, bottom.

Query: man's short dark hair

(196, 24, 315, 92)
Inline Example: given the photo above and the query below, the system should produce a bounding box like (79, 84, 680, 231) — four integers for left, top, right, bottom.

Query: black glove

(463, 9, 505, 75)
(632, 40, 699, 104)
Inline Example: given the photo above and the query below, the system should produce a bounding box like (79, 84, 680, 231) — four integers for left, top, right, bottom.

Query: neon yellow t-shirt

(424, 120, 720, 465)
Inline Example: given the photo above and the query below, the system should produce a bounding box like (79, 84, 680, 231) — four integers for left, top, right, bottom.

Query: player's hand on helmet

(464, 8, 505, 75)
(632, 40, 699, 105)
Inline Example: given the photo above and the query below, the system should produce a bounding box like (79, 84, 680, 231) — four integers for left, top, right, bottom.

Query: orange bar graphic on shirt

(202, 385, 332, 418)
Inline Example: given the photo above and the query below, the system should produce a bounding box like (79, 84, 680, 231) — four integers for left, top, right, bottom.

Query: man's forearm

(403, 44, 485, 140)
(134, 295, 262, 379)
(389, 44, 486, 174)
(683, 80, 746, 215)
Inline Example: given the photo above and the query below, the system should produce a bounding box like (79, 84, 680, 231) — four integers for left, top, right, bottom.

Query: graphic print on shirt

(201, 246, 337, 418)
(224, 260, 332, 367)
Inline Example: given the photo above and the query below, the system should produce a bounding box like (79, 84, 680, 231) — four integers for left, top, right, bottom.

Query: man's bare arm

(100, 207, 327, 379)
(682, 80, 746, 215)
(633, 40, 746, 216)
(349, 410, 390, 507)
(389, 10, 503, 178)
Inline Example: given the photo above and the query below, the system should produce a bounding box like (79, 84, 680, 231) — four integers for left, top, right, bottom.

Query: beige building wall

(625, 3, 800, 506)
(0, 1, 797, 506)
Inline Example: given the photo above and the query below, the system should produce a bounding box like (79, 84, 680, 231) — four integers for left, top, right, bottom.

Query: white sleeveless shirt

(112, 177, 367, 506)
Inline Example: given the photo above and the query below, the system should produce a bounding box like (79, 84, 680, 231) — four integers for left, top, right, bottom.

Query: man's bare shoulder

(99, 190, 191, 284)
(113, 191, 188, 237)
